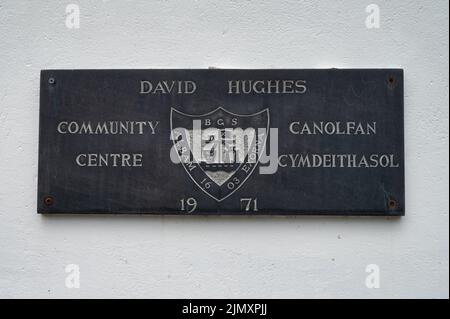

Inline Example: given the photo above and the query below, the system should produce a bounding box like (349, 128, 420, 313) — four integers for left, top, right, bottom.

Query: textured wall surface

(0, 0, 448, 298)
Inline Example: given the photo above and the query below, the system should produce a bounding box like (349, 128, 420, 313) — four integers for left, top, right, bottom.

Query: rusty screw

(44, 196, 54, 206)
(388, 76, 395, 87)
(388, 198, 397, 210)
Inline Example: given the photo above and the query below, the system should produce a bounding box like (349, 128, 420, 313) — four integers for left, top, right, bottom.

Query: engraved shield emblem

(170, 107, 269, 202)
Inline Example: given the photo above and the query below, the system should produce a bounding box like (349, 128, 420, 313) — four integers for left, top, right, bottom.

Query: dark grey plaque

(38, 69, 404, 215)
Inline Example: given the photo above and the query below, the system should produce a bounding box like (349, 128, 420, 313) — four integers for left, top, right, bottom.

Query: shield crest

(170, 107, 269, 202)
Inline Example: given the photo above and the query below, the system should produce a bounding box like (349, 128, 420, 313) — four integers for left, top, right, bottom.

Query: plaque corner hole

(388, 76, 395, 87)
(388, 198, 397, 210)
(44, 196, 54, 206)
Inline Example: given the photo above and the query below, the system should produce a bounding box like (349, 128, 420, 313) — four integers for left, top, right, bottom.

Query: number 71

(240, 198, 258, 212)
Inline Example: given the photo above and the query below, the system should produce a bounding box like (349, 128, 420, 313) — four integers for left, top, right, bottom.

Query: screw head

(387, 76, 395, 88)
(388, 198, 397, 210)
(48, 77, 55, 85)
(44, 196, 54, 206)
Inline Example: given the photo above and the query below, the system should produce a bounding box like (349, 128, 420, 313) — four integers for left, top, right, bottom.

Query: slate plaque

(38, 69, 404, 215)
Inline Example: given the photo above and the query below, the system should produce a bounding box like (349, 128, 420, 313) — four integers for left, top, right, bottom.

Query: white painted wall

(0, 0, 448, 299)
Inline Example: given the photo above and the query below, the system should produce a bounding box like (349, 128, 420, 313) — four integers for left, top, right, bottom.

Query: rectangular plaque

(38, 69, 404, 215)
